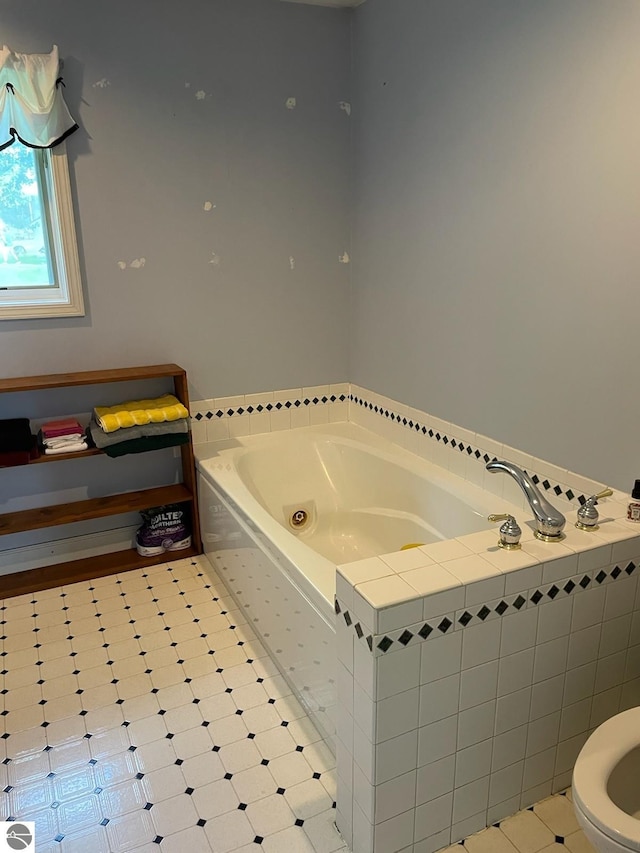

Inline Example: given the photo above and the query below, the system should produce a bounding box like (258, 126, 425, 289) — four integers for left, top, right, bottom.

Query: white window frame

(0, 142, 84, 320)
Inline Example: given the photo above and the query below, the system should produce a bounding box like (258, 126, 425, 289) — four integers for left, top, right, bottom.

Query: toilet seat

(573, 707, 640, 852)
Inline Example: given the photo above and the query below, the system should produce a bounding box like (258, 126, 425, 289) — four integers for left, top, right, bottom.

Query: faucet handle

(575, 488, 614, 531)
(488, 513, 522, 550)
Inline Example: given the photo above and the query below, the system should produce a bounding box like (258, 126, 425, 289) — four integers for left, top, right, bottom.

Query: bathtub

(195, 422, 522, 746)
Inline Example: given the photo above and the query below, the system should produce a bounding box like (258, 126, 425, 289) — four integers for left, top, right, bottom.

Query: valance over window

(0, 44, 78, 150)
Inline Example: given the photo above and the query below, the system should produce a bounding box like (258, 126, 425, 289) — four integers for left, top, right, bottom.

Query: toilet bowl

(572, 707, 640, 853)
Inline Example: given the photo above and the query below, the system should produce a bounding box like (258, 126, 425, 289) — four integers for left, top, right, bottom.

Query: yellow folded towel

(94, 394, 189, 433)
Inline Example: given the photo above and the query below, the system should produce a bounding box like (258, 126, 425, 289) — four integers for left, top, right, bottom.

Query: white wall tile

(454, 738, 492, 787)
(373, 808, 415, 853)
(567, 625, 601, 669)
(495, 688, 531, 736)
(594, 650, 626, 694)
(491, 724, 527, 772)
(459, 662, 498, 712)
(604, 576, 637, 620)
(462, 621, 501, 670)
(457, 701, 495, 750)
(376, 688, 419, 743)
(376, 644, 420, 701)
(452, 775, 489, 823)
(375, 730, 418, 785)
(419, 674, 460, 726)
(525, 711, 560, 757)
(498, 649, 534, 697)
(563, 661, 596, 706)
(489, 762, 524, 809)
(600, 613, 632, 658)
(374, 770, 416, 823)
(522, 746, 556, 791)
(536, 598, 573, 644)
(377, 598, 424, 634)
(529, 675, 564, 721)
(532, 636, 569, 684)
(414, 792, 454, 842)
(418, 715, 458, 767)
(416, 754, 456, 805)
(422, 586, 465, 621)
(500, 609, 537, 656)
(558, 698, 591, 742)
(420, 632, 462, 685)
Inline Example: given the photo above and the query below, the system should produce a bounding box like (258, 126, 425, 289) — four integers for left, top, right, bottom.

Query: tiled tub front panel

(334, 547, 640, 853)
(198, 476, 337, 751)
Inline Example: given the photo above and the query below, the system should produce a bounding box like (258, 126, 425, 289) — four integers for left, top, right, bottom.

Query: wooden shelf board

(0, 364, 185, 394)
(0, 484, 194, 536)
(29, 448, 103, 464)
(0, 545, 201, 599)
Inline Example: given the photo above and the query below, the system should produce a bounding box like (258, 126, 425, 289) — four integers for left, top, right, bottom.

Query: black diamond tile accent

(366, 635, 373, 651)
(611, 566, 622, 579)
(343, 611, 352, 627)
(554, 485, 562, 496)
(495, 601, 508, 616)
(377, 636, 393, 653)
(596, 570, 607, 584)
(627, 562, 637, 575)
(398, 630, 413, 646)
(513, 595, 526, 610)
(531, 474, 540, 485)
(477, 605, 491, 621)
(224, 772, 233, 780)
(555, 837, 564, 844)
(547, 585, 560, 599)
(579, 575, 591, 589)
(295, 818, 304, 827)
(312, 772, 321, 779)
(542, 479, 550, 490)
(458, 612, 473, 627)
(438, 617, 452, 633)
(354, 623, 363, 639)
(334, 599, 341, 615)
(254, 837, 264, 845)
(566, 489, 574, 501)
(530, 590, 543, 605)
(197, 818, 206, 827)
(418, 623, 433, 640)
(277, 787, 286, 795)
(563, 580, 576, 594)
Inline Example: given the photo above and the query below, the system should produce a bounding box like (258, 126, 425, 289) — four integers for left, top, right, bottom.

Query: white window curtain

(0, 44, 78, 150)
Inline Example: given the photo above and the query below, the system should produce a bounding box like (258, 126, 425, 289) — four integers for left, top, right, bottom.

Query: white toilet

(572, 707, 640, 853)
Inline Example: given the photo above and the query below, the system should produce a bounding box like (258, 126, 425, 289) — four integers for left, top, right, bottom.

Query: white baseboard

(0, 526, 138, 577)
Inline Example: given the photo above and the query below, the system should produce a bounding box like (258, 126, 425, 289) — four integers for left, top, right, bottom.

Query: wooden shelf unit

(0, 364, 202, 598)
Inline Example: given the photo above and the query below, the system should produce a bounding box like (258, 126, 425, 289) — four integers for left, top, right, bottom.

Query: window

(0, 44, 83, 320)
(0, 142, 84, 319)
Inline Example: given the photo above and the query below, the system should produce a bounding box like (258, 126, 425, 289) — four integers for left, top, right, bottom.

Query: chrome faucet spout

(486, 460, 566, 541)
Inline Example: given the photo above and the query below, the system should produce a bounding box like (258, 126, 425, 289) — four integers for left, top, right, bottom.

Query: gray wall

(0, 0, 351, 402)
(350, 0, 640, 489)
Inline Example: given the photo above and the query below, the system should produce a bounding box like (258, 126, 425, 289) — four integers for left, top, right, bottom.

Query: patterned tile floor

(0, 556, 347, 853)
(0, 555, 598, 853)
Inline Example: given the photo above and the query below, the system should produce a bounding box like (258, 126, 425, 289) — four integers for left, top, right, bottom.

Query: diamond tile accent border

(338, 558, 639, 656)
(349, 391, 591, 506)
(193, 393, 347, 422)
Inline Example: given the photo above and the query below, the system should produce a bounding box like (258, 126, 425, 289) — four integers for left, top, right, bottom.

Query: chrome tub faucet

(486, 460, 566, 541)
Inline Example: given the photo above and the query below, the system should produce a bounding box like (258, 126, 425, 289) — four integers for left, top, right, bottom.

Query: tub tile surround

(192, 380, 640, 852)
(190, 384, 350, 444)
(335, 546, 640, 852)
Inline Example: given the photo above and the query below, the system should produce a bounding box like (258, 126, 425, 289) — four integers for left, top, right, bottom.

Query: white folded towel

(44, 441, 88, 455)
(44, 433, 85, 448)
